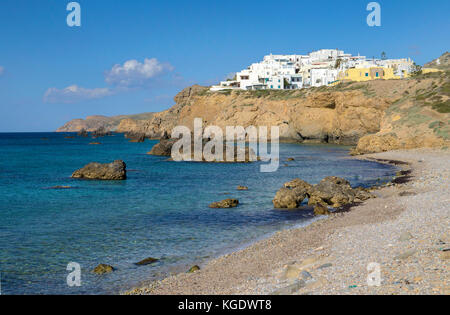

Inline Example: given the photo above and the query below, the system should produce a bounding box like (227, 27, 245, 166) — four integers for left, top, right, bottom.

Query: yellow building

(422, 68, 443, 74)
(338, 67, 401, 82)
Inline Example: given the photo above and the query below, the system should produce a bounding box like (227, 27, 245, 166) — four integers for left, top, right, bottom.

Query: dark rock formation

(308, 176, 356, 208)
(92, 126, 112, 138)
(209, 199, 239, 208)
(72, 160, 126, 180)
(273, 176, 374, 211)
(188, 265, 200, 273)
(92, 264, 115, 275)
(148, 137, 257, 163)
(148, 138, 176, 156)
(125, 132, 146, 143)
(77, 129, 88, 137)
(273, 179, 312, 209)
(135, 257, 159, 266)
(313, 204, 331, 216)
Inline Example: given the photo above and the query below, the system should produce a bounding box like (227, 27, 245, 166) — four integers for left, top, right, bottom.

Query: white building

(310, 69, 339, 87)
(210, 49, 414, 91)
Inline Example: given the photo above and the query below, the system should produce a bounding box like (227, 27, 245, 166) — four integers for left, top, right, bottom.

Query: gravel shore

(127, 148, 449, 295)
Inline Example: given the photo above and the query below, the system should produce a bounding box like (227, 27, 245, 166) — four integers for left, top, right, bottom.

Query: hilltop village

(211, 49, 418, 91)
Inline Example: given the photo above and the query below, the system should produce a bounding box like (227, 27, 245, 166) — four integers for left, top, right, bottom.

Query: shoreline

(127, 148, 449, 295)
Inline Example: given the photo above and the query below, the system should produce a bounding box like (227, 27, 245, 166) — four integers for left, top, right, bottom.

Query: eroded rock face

(209, 199, 239, 208)
(273, 179, 311, 209)
(148, 139, 176, 156)
(308, 176, 355, 208)
(273, 188, 307, 209)
(72, 160, 126, 180)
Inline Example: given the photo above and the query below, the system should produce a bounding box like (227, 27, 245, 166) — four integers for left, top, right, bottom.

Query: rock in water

(135, 257, 159, 266)
(308, 176, 355, 208)
(188, 265, 200, 273)
(148, 139, 176, 156)
(209, 199, 239, 208)
(237, 186, 249, 191)
(72, 160, 126, 180)
(273, 179, 312, 209)
(92, 264, 114, 275)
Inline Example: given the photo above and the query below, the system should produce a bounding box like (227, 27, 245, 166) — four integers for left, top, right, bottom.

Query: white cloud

(43, 58, 176, 104)
(43, 85, 113, 104)
(105, 58, 174, 88)
(0, 66, 4, 76)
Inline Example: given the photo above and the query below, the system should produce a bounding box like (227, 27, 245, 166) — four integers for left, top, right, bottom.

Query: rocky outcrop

(148, 138, 257, 163)
(135, 257, 159, 266)
(148, 138, 176, 156)
(92, 264, 114, 275)
(92, 126, 112, 138)
(273, 177, 374, 211)
(352, 64, 449, 155)
(209, 199, 239, 208)
(72, 160, 126, 180)
(308, 177, 356, 208)
(273, 179, 312, 209)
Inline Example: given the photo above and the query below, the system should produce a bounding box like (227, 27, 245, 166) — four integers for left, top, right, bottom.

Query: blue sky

(0, 0, 449, 132)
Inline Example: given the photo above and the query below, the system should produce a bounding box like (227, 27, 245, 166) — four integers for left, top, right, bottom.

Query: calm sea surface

(0, 132, 397, 294)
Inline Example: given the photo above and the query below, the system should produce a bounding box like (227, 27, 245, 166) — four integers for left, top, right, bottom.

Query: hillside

(56, 112, 155, 132)
(57, 53, 450, 154)
(424, 52, 450, 70)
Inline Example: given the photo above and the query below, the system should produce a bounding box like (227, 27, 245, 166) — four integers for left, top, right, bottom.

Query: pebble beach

(128, 148, 449, 295)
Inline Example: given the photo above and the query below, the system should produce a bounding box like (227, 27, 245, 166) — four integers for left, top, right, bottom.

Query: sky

(0, 0, 449, 132)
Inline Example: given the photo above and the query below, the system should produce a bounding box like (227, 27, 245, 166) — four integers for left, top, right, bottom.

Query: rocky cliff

(58, 53, 450, 153)
(56, 113, 155, 132)
(117, 83, 392, 145)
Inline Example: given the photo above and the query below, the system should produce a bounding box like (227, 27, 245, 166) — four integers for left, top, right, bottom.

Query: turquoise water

(0, 132, 397, 294)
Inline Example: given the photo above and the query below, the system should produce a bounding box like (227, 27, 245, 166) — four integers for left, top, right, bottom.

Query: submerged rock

(72, 160, 127, 180)
(93, 264, 114, 275)
(237, 186, 249, 191)
(209, 199, 239, 208)
(135, 257, 159, 266)
(188, 265, 200, 273)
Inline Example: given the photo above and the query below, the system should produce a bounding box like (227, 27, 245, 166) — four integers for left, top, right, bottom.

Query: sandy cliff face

(352, 68, 449, 154)
(58, 54, 450, 153)
(115, 83, 395, 145)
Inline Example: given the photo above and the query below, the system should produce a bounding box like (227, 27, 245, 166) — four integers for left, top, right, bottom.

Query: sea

(0, 132, 397, 294)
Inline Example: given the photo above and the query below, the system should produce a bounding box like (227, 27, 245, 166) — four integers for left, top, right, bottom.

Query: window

(365, 73, 369, 77)
(278, 86, 281, 89)
(376, 72, 379, 77)
(270, 85, 273, 89)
